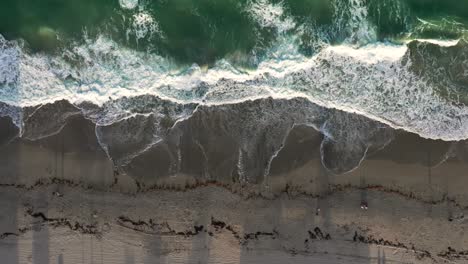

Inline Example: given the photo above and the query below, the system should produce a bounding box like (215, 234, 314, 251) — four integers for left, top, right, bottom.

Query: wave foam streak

(0, 32, 467, 141)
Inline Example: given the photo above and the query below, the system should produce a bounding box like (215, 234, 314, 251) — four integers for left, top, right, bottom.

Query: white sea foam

(333, 0, 377, 45)
(0, 35, 19, 88)
(407, 39, 460, 47)
(129, 11, 161, 43)
(119, 0, 139, 10)
(246, 0, 295, 33)
(2, 33, 467, 141)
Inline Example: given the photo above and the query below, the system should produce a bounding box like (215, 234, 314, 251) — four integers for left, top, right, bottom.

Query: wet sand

(0, 98, 467, 263)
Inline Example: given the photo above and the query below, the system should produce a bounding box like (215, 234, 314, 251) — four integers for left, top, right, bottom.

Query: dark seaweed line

(1, 178, 466, 212)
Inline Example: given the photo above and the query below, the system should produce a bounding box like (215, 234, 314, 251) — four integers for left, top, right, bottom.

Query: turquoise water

(1, 0, 467, 64)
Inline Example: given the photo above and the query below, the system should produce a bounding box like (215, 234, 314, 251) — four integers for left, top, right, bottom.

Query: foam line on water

(1, 32, 468, 141)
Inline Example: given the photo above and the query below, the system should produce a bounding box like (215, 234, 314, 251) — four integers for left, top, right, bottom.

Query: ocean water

(0, 0, 468, 141)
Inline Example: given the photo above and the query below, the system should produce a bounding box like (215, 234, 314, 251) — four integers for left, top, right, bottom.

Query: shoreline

(0, 97, 467, 263)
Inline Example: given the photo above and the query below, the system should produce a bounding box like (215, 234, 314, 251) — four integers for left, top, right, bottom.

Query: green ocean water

(0, 0, 467, 64)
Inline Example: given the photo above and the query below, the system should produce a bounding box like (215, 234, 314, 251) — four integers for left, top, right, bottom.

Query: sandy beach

(0, 99, 466, 264)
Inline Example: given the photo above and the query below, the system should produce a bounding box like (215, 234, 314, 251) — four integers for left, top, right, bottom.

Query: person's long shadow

(57, 253, 64, 264)
(0, 116, 22, 264)
(32, 189, 49, 264)
(185, 191, 212, 264)
(0, 190, 19, 264)
(124, 247, 135, 264)
(351, 162, 372, 263)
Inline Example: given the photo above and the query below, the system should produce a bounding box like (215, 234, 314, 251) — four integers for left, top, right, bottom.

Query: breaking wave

(0, 0, 468, 141)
